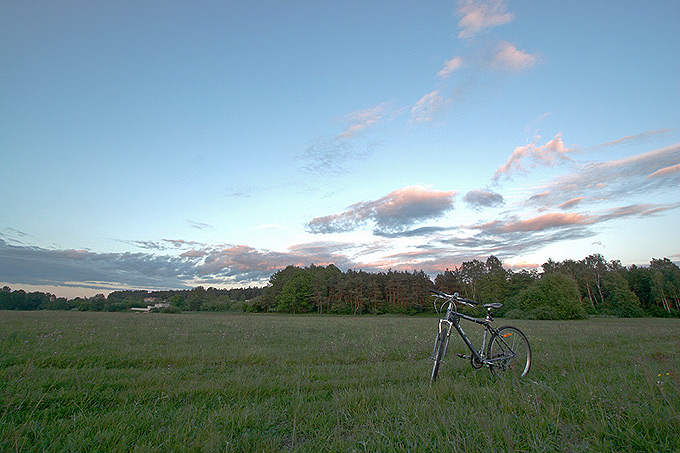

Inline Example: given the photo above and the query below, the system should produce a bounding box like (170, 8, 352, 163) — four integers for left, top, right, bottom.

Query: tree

(458, 259, 486, 300)
(650, 258, 680, 314)
(434, 269, 465, 295)
(187, 286, 207, 311)
(276, 271, 313, 314)
(600, 272, 643, 317)
(168, 294, 186, 310)
(479, 256, 509, 304)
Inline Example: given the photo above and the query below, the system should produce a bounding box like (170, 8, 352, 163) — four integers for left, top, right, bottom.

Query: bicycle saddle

(483, 303, 502, 309)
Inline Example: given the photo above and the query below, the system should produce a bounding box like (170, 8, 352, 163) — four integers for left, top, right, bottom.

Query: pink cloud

(457, 0, 514, 38)
(534, 143, 680, 207)
(601, 129, 672, 148)
(336, 103, 387, 140)
(181, 249, 208, 258)
(307, 185, 457, 234)
(493, 134, 574, 181)
(648, 163, 680, 178)
(492, 41, 538, 72)
(597, 203, 680, 221)
(476, 212, 592, 233)
(411, 90, 448, 123)
(558, 197, 584, 210)
(438, 57, 464, 79)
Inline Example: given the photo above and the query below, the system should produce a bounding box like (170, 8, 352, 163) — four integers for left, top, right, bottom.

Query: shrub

(160, 305, 182, 314)
(230, 301, 246, 312)
(200, 300, 231, 311)
(518, 273, 587, 320)
(526, 306, 561, 320)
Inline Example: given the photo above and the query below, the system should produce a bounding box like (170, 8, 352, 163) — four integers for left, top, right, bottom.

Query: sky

(1, 0, 679, 298)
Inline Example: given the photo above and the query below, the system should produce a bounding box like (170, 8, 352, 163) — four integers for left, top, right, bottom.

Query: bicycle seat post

(485, 307, 493, 323)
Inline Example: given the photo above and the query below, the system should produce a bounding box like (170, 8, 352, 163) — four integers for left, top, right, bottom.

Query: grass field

(1, 311, 679, 452)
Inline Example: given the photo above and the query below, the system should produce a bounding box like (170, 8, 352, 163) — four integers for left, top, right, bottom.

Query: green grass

(1, 311, 679, 452)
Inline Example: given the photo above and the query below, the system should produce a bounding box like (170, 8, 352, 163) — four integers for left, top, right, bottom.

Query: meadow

(1, 311, 678, 452)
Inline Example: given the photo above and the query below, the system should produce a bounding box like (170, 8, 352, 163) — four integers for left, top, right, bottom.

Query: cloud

(0, 239, 195, 291)
(491, 41, 538, 72)
(180, 249, 208, 258)
(336, 103, 387, 140)
(116, 240, 168, 251)
(441, 226, 597, 259)
(457, 0, 514, 38)
(300, 103, 389, 174)
(438, 57, 464, 79)
(0, 238, 362, 293)
(164, 239, 203, 248)
(601, 129, 672, 148)
(474, 212, 593, 234)
(118, 238, 204, 252)
(368, 223, 599, 273)
(463, 189, 505, 210)
(300, 138, 369, 174)
(306, 185, 457, 235)
(558, 197, 584, 210)
(596, 203, 680, 222)
(188, 220, 213, 230)
(4, 202, 678, 295)
(373, 226, 457, 239)
(493, 133, 574, 181)
(648, 163, 680, 178)
(418, 200, 678, 270)
(411, 90, 448, 123)
(529, 143, 680, 209)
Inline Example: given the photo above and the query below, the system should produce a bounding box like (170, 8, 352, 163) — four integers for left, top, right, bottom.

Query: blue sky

(2, 0, 679, 298)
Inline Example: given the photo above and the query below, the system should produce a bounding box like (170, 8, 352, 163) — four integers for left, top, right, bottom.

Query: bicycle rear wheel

(487, 326, 531, 377)
(430, 325, 450, 383)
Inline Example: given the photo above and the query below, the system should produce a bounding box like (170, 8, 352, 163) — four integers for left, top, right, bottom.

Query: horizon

(2, 252, 676, 300)
(2, 1, 679, 299)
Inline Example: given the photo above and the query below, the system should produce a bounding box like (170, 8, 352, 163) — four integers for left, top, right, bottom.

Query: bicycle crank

(470, 354, 484, 369)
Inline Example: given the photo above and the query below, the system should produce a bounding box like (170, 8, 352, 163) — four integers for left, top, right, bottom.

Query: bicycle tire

(430, 326, 450, 383)
(486, 326, 531, 378)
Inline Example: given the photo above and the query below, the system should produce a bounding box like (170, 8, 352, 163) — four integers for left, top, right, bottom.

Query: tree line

(1, 254, 679, 319)
(0, 286, 262, 313)
(250, 255, 679, 318)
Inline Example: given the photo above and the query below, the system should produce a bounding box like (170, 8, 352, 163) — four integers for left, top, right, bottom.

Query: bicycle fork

(431, 319, 451, 360)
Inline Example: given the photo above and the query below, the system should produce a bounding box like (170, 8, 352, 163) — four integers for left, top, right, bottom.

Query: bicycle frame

(434, 304, 516, 366)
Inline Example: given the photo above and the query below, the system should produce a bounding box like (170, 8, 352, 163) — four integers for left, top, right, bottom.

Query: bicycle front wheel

(430, 325, 450, 383)
(487, 326, 531, 378)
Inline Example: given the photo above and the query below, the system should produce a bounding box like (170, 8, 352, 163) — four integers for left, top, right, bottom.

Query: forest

(1, 254, 679, 319)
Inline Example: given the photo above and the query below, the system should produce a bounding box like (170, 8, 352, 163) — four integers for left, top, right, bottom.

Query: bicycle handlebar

(429, 289, 477, 306)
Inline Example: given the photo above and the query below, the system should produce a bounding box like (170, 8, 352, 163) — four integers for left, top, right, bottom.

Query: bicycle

(429, 290, 531, 382)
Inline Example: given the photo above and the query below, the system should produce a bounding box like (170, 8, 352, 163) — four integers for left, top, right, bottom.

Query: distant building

(131, 301, 170, 313)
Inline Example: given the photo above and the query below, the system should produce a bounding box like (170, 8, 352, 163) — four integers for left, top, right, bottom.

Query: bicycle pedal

(457, 353, 470, 360)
